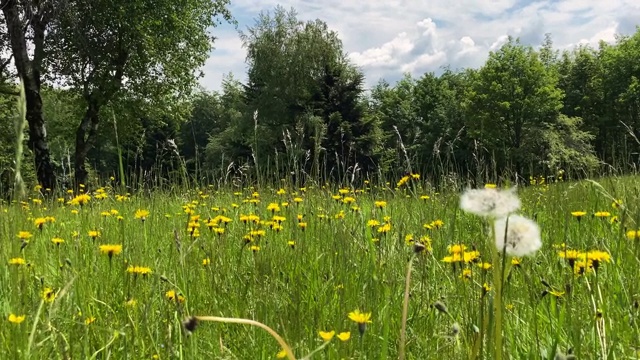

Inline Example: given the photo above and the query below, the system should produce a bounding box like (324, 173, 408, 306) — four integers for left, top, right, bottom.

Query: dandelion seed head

(494, 215, 542, 257)
(460, 187, 520, 218)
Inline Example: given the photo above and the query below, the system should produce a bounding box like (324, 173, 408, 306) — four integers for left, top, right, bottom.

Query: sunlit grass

(2, 175, 640, 359)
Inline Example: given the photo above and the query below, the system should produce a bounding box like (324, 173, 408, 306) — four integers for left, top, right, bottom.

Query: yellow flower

(8, 314, 25, 324)
(34, 217, 47, 229)
(377, 223, 391, 234)
(68, 193, 91, 206)
(367, 219, 380, 227)
(88, 230, 101, 239)
(319, 330, 335, 341)
(337, 331, 351, 341)
(420, 195, 430, 201)
(478, 262, 492, 270)
(511, 257, 521, 266)
(249, 245, 260, 252)
(84, 317, 96, 325)
(348, 309, 372, 324)
(276, 349, 288, 359)
(397, 175, 410, 187)
(293, 197, 303, 203)
(571, 211, 586, 219)
(626, 230, 639, 240)
(548, 290, 564, 298)
(17, 231, 33, 240)
(298, 222, 307, 230)
(202, 258, 211, 266)
(9, 257, 26, 266)
(484, 183, 497, 189)
(165, 290, 186, 303)
(374, 201, 387, 209)
(125, 298, 138, 307)
(99, 244, 123, 258)
(126, 265, 152, 276)
(594, 211, 611, 218)
(267, 203, 280, 213)
(460, 268, 472, 279)
(42, 287, 56, 303)
(611, 199, 623, 209)
(134, 209, 150, 221)
(447, 244, 467, 254)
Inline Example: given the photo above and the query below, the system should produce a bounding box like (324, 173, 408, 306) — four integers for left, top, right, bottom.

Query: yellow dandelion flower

(51, 237, 64, 246)
(9, 257, 26, 266)
(84, 317, 96, 325)
(298, 222, 307, 230)
(420, 195, 430, 201)
(8, 314, 25, 324)
(293, 197, 303, 203)
(99, 244, 123, 258)
(478, 262, 492, 270)
(134, 209, 150, 221)
(267, 203, 280, 213)
(88, 230, 101, 239)
(447, 244, 467, 254)
(34, 217, 47, 229)
(249, 245, 260, 252)
(484, 183, 497, 189)
(348, 309, 372, 324)
(17, 231, 33, 240)
(374, 201, 387, 209)
(461, 268, 472, 279)
(319, 330, 335, 342)
(42, 287, 56, 303)
(594, 211, 611, 218)
(626, 230, 639, 240)
(126, 265, 152, 276)
(165, 290, 186, 303)
(125, 298, 137, 307)
(276, 349, 288, 359)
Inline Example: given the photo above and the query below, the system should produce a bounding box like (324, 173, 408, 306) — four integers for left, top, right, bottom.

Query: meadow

(2, 174, 640, 359)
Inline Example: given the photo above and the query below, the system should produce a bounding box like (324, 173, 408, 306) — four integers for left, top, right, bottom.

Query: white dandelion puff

(494, 215, 542, 257)
(459, 187, 521, 218)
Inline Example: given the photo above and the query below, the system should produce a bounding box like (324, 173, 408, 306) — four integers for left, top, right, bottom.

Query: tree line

(2, 5, 640, 192)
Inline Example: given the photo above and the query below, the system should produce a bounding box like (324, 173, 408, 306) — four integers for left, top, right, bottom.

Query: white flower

(459, 187, 520, 218)
(494, 215, 542, 257)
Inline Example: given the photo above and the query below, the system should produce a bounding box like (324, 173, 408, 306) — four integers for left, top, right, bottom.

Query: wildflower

(461, 268, 473, 280)
(548, 289, 565, 298)
(276, 188, 286, 195)
(126, 266, 152, 276)
(594, 211, 611, 218)
(343, 196, 356, 204)
(494, 215, 542, 257)
(319, 330, 335, 341)
(332, 195, 342, 201)
(261, 203, 279, 214)
(287, 240, 295, 249)
(276, 349, 288, 359)
(88, 230, 101, 240)
(377, 223, 391, 234)
(297, 222, 307, 231)
(165, 290, 186, 303)
(460, 187, 520, 218)
(484, 183, 497, 189)
(574, 260, 592, 276)
(482, 283, 491, 295)
(511, 257, 521, 267)
(348, 309, 372, 336)
(420, 195, 430, 201)
(9, 258, 26, 266)
(463, 251, 481, 263)
(612, 199, 623, 209)
(374, 201, 387, 209)
(42, 288, 56, 303)
(8, 314, 25, 324)
(367, 219, 380, 228)
(202, 258, 211, 266)
(337, 331, 351, 341)
(348, 309, 372, 324)
(448, 244, 467, 254)
(626, 230, 639, 240)
(99, 244, 123, 259)
(68, 193, 91, 206)
(610, 216, 619, 225)
(397, 175, 410, 187)
(125, 298, 137, 307)
(134, 209, 150, 221)
(34, 217, 47, 229)
(586, 250, 611, 271)
(478, 262, 492, 270)
(249, 245, 260, 253)
(17, 231, 33, 240)
(84, 317, 96, 325)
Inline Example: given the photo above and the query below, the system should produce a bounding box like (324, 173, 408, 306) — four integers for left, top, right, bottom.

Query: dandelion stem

(399, 253, 417, 360)
(195, 316, 295, 360)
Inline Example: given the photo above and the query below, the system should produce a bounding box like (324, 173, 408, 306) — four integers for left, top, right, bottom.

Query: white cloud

(201, 0, 640, 91)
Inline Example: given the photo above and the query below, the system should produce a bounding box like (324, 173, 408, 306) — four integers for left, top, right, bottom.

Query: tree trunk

(2, 0, 57, 190)
(74, 98, 102, 187)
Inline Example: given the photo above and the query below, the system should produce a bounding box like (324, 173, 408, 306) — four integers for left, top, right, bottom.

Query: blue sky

(200, 0, 640, 91)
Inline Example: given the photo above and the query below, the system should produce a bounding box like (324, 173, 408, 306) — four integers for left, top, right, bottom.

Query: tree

(44, 0, 232, 186)
(1, 0, 59, 190)
(466, 37, 563, 177)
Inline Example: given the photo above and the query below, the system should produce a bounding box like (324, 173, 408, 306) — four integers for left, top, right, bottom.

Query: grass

(1, 175, 640, 359)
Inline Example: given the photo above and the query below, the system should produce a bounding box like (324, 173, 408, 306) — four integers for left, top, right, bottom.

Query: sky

(200, 0, 640, 91)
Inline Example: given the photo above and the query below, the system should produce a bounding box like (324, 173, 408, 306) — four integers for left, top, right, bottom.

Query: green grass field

(2, 176, 640, 359)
